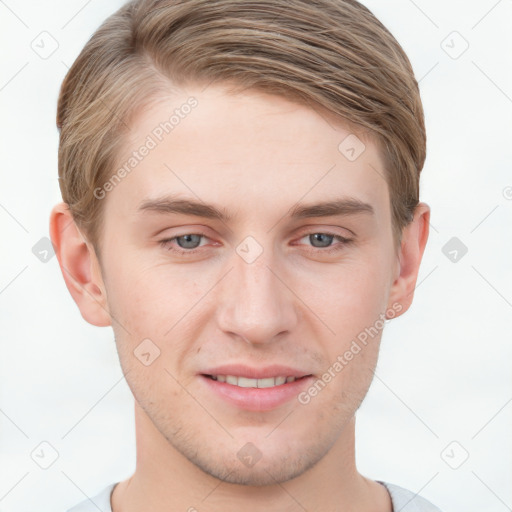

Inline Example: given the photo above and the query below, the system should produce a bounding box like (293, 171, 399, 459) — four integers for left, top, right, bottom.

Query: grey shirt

(66, 481, 442, 511)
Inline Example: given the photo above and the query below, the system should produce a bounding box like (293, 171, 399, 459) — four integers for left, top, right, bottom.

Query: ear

(49, 202, 111, 327)
(386, 202, 430, 318)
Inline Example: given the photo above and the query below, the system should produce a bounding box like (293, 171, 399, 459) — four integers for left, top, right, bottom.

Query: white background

(0, 1, 511, 511)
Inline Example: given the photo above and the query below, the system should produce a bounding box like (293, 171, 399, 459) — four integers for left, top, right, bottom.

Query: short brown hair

(56, 0, 426, 252)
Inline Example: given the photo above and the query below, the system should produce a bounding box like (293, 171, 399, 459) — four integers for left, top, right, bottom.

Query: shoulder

(379, 481, 443, 512)
(66, 483, 117, 512)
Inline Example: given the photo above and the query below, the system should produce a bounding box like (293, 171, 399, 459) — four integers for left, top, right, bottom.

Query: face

(95, 82, 401, 485)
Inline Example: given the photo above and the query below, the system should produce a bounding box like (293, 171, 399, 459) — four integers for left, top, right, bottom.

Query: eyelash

(159, 231, 353, 256)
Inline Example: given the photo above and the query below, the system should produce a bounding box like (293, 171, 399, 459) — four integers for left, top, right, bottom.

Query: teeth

(238, 377, 258, 387)
(259, 377, 278, 388)
(226, 375, 238, 385)
(210, 375, 298, 388)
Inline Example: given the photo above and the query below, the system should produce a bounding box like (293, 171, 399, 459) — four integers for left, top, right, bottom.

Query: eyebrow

(137, 194, 375, 222)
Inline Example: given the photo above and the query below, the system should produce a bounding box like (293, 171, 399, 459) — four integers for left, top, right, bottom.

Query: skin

(50, 82, 429, 511)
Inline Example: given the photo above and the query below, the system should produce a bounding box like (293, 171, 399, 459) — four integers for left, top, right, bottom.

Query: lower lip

(199, 375, 314, 411)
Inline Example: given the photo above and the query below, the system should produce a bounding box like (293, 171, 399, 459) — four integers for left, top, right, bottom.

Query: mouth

(202, 374, 312, 388)
(198, 365, 315, 411)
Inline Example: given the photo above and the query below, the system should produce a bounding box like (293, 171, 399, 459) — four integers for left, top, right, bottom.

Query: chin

(165, 430, 328, 487)
(195, 455, 315, 487)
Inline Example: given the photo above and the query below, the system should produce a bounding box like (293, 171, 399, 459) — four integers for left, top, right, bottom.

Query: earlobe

(386, 202, 430, 318)
(49, 203, 112, 327)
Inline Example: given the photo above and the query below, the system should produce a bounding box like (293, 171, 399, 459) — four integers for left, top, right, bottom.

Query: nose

(215, 244, 298, 345)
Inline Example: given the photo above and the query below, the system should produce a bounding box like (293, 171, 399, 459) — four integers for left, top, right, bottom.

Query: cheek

(344, 271, 389, 322)
(303, 258, 391, 333)
(104, 258, 196, 336)
(104, 261, 209, 382)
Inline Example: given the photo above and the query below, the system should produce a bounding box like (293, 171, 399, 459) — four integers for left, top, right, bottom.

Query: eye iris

(177, 234, 202, 249)
(310, 233, 333, 248)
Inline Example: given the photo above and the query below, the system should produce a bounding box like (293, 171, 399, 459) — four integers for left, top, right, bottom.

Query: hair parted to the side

(56, 0, 426, 254)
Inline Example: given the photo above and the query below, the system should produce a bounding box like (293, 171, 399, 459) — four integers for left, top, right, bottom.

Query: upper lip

(201, 364, 312, 379)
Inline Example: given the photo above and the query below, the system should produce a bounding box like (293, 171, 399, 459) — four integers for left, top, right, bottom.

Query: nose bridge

(216, 241, 296, 343)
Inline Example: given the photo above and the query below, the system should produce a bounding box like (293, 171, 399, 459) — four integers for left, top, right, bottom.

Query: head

(51, 0, 429, 486)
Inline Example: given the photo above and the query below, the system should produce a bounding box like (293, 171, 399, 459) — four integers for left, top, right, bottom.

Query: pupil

(178, 234, 200, 248)
(312, 233, 332, 247)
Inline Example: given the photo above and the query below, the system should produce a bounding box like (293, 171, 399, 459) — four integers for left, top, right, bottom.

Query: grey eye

(176, 234, 203, 249)
(308, 233, 335, 248)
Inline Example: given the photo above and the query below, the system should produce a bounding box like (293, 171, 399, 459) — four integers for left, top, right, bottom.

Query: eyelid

(159, 228, 354, 256)
(158, 231, 213, 256)
(294, 224, 354, 238)
(293, 231, 354, 253)
(292, 224, 356, 249)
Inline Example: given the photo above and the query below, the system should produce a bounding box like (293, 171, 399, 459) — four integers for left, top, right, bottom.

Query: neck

(111, 403, 391, 512)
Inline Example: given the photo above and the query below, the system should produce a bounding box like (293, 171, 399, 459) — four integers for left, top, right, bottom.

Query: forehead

(106, 83, 390, 225)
